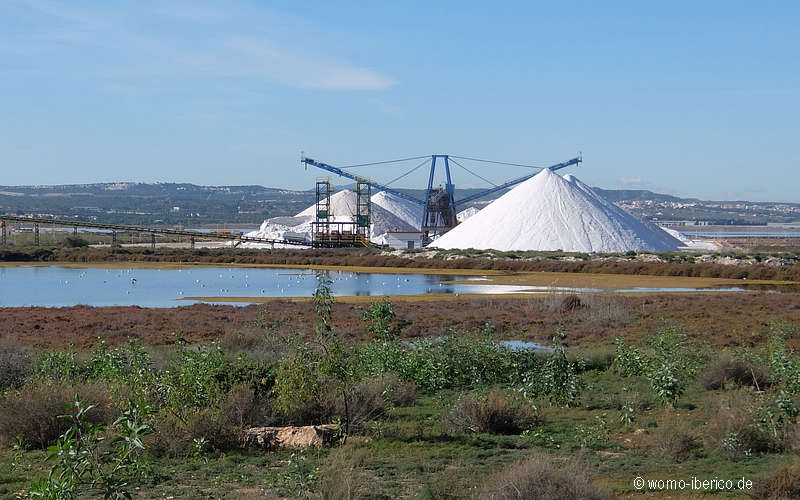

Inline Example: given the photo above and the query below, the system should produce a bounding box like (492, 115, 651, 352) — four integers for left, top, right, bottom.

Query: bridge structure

(0, 215, 314, 248)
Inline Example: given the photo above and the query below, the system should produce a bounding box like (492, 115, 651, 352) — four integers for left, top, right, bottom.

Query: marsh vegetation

(1, 275, 800, 498)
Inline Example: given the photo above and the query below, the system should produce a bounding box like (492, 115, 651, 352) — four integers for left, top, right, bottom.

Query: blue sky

(1, 1, 798, 201)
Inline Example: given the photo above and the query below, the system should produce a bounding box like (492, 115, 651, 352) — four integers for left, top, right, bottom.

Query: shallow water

(0, 265, 782, 308)
(0, 266, 492, 307)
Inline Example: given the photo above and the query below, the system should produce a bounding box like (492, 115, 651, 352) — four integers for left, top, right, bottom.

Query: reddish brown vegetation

(4, 246, 800, 281)
(2, 292, 799, 350)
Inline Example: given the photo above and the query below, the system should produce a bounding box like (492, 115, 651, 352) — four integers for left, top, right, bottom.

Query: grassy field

(2, 274, 800, 498)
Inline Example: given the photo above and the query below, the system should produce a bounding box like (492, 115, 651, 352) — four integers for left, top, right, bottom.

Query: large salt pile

(246, 189, 415, 243)
(371, 191, 424, 229)
(432, 168, 682, 253)
(456, 206, 480, 223)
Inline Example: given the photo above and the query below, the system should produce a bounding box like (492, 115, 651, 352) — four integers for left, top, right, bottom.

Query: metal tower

(355, 180, 371, 239)
(420, 155, 457, 244)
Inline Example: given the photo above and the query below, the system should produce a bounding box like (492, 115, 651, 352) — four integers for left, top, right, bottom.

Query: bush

(474, 452, 612, 500)
(0, 343, 34, 390)
(358, 336, 541, 393)
(324, 377, 389, 435)
(148, 383, 276, 457)
(520, 340, 580, 407)
(444, 390, 539, 435)
(704, 391, 771, 459)
(63, 235, 89, 248)
(379, 373, 417, 407)
(654, 422, 700, 462)
(317, 445, 370, 500)
(0, 382, 114, 448)
(751, 461, 800, 500)
(700, 353, 767, 390)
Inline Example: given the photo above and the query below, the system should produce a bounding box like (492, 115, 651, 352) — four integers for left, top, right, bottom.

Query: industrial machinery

(311, 178, 372, 247)
(301, 154, 581, 244)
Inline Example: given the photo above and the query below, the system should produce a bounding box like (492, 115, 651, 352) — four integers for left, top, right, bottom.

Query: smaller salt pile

(245, 190, 415, 244)
(432, 168, 683, 253)
(371, 191, 424, 229)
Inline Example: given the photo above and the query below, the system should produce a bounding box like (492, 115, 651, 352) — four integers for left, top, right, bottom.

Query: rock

(633, 428, 648, 436)
(243, 424, 339, 449)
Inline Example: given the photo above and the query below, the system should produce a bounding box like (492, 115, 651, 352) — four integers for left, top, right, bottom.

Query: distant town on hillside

(1, 182, 798, 227)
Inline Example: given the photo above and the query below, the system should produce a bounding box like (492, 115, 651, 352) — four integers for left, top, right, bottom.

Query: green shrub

(359, 336, 540, 393)
(29, 398, 151, 499)
(520, 332, 580, 407)
(35, 349, 83, 382)
(576, 414, 610, 449)
(361, 299, 403, 341)
(613, 326, 706, 407)
(613, 337, 647, 377)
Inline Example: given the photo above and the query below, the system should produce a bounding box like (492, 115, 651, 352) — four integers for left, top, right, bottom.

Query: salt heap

(456, 206, 480, 223)
(432, 168, 682, 253)
(371, 191, 424, 229)
(246, 189, 415, 243)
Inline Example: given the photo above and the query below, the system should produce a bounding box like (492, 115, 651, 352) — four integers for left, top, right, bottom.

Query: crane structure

(301, 153, 582, 245)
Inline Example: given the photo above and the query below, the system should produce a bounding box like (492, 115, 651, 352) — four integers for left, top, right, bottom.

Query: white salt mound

(246, 189, 415, 243)
(457, 206, 480, 223)
(371, 191, 424, 229)
(432, 169, 682, 253)
(660, 226, 722, 251)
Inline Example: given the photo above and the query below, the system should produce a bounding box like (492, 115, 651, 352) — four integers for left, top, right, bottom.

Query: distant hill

(1, 182, 798, 226)
(592, 188, 687, 203)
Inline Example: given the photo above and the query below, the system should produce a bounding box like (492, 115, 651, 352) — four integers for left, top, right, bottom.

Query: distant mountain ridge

(0, 182, 797, 226)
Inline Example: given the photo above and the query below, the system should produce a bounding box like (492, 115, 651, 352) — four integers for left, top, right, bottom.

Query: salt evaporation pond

(0, 266, 775, 308)
(0, 266, 538, 308)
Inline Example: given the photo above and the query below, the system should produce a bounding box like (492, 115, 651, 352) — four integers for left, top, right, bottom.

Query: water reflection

(0, 266, 477, 308)
(0, 265, 787, 308)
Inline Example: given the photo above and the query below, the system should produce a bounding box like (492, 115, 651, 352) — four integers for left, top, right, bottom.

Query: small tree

(273, 272, 362, 438)
(361, 299, 402, 341)
(30, 396, 152, 499)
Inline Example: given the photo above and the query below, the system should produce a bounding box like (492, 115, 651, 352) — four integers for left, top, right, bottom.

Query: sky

(1, 1, 798, 202)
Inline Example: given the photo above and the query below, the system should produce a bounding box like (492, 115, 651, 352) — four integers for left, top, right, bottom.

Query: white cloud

(14, 0, 395, 91)
(619, 177, 642, 185)
(226, 37, 394, 90)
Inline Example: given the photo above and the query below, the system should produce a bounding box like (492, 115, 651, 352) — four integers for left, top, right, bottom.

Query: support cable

(339, 155, 429, 169)
(385, 158, 431, 186)
(450, 155, 544, 169)
(448, 158, 498, 187)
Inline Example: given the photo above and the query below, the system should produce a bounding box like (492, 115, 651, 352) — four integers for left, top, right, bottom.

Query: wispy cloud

(12, 0, 395, 91)
(226, 37, 394, 90)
